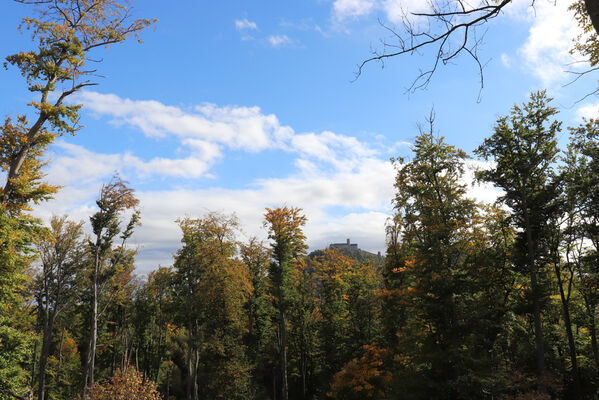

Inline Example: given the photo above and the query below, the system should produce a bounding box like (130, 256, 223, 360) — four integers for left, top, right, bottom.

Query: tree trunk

(82, 246, 100, 400)
(279, 309, 288, 400)
(584, 0, 599, 35)
(37, 311, 56, 400)
(194, 348, 200, 400)
(586, 303, 599, 376)
(525, 214, 545, 380)
(553, 264, 580, 395)
(186, 330, 193, 400)
(166, 367, 170, 400)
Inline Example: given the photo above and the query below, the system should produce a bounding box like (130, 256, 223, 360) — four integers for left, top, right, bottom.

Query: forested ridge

(3, 1, 599, 400)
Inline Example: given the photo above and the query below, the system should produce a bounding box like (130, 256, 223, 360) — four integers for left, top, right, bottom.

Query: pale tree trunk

(82, 244, 100, 400)
(279, 309, 288, 400)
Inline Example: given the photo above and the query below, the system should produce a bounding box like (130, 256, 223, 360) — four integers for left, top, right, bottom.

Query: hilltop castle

(329, 238, 358, 251)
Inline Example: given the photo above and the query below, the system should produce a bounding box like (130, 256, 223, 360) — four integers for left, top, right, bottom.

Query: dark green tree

(475, 91, 561, 386)
(34, 216, 85, 400)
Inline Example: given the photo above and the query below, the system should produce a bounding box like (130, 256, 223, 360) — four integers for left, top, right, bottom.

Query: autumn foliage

(89, 366, 161, 400)
(329, 344, 391, 400)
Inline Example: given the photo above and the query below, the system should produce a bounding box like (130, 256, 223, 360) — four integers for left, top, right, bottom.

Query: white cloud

(291, 130, 378, 169)
(46, 92, 501, 274)
(40, 142, 500, 274)
(517, 0, 584, 87)
(500, 53, 511, 68)
(75, 91, 377, 173)
(76, 91, 293, 152)
(47, 140, 222, 181)
(577, 101, 599, 120)
(333, 0, 376, 20)
(40, 156, 397, 272)
(268, 34, 292, 48)
(235, 18, 258, 31)
(332, 0, 430, 23)
(380, 0, 430, 24)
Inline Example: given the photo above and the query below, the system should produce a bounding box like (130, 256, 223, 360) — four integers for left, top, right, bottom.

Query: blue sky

(1, 0, 597, 272)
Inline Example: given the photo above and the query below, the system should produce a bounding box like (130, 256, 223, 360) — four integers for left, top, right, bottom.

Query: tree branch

(355, 0, 512, 92)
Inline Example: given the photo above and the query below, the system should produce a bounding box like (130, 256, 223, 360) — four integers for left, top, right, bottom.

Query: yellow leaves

(264, 206, 308, 257)
(0, 117, 59, 212)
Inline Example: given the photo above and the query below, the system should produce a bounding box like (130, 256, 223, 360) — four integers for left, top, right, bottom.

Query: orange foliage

(89, 366, 161, 400)
(329, 344, 392, 400)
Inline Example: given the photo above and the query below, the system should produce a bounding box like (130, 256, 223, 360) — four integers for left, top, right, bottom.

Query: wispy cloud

(71, 91, 380, 178)
(500, 53, 511, 68)
(75, 91, 293, 153)
(268, 34, 292, 48)
(235, 18, 258, 31)
(517, 0, 584, 87)
(333, 0, 376, 20)
(577, 101, 599, 120)
(332, 0, 429, 23)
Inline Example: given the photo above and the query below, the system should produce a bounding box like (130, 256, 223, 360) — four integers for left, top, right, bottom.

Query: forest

(2, 0, 599, 400)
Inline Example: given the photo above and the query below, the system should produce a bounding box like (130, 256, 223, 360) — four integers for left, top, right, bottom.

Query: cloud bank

(42, 92, 498, 273)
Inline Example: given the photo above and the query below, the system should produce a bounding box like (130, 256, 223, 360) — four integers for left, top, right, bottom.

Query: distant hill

(308, 246, 384, 266)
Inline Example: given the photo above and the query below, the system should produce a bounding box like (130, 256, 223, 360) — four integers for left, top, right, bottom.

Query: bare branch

(355, 0, 512, 92)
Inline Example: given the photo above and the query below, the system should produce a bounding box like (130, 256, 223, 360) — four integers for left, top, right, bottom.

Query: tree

(2, 0, 155, 203)
(563, 118, 599, 377)
(0, 116, 56, 400)
(312, 249, 355, 389)
(171, 212, 253, 400)
(388, 121, 489, 397)
(240, 238, 277, 399)
(286, 257, 319, 399)
(130, 266, 174, 385)
(264, 207, 308, 400)
(475, 91, 561, 384)
(356, 0, 599, 93)
(0, 2, 153, 397)
(34, 215, 84, 400)
(82, 176, 140, 399)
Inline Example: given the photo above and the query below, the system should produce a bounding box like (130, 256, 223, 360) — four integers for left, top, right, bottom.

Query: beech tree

(264, 207, 308, 400)
(34, 216, 85, 400)
(0, 3, 153, 398)
(240, 238, 276, 399)
(475, 91, 561, 385)
(82, 176, 140, 399)
(2, 0, 155, 203)
(563, 118, 599, 375)
(171, 212, 253, 400)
